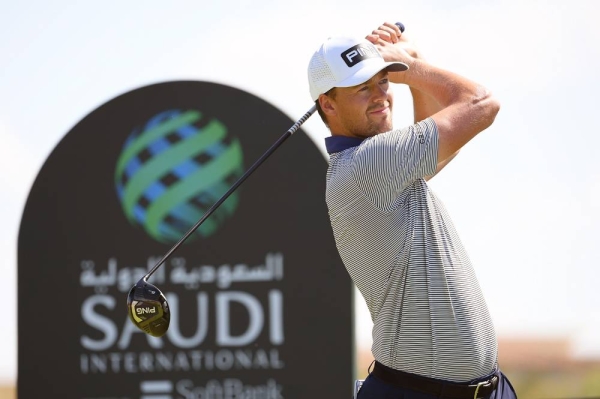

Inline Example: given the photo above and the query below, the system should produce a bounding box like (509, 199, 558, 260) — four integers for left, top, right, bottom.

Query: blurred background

(1, 0, 600, 398)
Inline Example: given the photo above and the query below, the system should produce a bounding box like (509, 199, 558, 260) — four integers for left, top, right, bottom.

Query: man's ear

(319, 94, 336, 117)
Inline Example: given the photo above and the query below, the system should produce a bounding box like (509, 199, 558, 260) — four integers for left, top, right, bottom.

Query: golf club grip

(395, 22, 405, 33)
(142, 104, 318, 281)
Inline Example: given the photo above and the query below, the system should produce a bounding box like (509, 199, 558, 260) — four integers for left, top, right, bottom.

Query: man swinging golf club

(308, 21, 517, 398)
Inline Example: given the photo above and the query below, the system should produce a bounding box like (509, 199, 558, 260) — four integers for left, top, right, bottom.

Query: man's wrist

(395, 41, 423, 60)
(400, 58, 421, 86)
(411, 49, 424, 60)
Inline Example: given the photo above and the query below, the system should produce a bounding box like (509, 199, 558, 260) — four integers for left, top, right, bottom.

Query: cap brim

(386, 61, 409, 72)
(336, 61, 408, 89)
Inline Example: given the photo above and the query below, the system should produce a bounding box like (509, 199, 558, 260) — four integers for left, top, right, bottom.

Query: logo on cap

(340, 44, 380, 67)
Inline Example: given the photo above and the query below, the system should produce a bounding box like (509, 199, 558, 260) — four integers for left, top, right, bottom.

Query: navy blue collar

(325, 135, 365, 154)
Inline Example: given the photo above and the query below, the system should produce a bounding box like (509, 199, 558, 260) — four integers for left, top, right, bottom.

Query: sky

(1, 0, 600, 385)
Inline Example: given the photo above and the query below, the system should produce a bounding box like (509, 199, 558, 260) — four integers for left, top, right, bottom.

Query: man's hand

(365, 22, 419, 84)
(367, 22, 420, 57)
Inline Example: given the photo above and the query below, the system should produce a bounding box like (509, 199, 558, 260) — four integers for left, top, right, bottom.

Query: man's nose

(371, 86, 388, 102)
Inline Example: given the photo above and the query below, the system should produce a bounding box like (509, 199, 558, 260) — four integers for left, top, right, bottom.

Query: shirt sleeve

(351, 118, 439, 211)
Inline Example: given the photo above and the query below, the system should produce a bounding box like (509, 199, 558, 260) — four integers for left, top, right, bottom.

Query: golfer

(307, 22, 517, 398)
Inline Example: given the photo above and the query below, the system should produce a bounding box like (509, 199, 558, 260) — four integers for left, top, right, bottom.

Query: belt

(371, 361, 499, 399)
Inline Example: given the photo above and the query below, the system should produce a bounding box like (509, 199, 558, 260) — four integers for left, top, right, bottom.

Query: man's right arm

(369, 34, 501, 164)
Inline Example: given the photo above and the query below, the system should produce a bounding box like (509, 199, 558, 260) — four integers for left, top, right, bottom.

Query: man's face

(326, 70, 394, 138)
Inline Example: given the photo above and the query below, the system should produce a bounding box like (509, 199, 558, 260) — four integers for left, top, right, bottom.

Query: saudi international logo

(115, 109, 244, 243)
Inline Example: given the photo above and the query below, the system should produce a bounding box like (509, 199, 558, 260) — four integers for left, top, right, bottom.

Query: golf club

(127, 104, 317, 337)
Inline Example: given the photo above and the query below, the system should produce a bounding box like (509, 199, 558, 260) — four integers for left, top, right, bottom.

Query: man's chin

(375, 121, 393, 135)
(351, 120, 393, 138)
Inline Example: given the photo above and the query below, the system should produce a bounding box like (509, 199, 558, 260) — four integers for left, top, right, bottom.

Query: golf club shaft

(142, 104, 317, 281)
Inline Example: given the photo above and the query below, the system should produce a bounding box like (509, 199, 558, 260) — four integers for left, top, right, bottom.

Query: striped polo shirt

(325, 118, 497, 382)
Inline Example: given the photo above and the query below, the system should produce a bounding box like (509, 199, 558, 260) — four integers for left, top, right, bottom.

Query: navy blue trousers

(357, 369, 517, 399)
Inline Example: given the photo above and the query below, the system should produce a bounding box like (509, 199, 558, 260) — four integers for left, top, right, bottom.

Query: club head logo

(115, 109, 244, 243)
(130, 301, 162, 323)
(135, 306, 157, 315)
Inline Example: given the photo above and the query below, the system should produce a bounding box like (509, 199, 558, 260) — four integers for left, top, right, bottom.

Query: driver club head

(127, 280, 170, 337)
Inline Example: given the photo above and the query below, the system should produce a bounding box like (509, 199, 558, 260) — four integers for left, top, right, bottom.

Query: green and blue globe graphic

(115, 109, 244, 243)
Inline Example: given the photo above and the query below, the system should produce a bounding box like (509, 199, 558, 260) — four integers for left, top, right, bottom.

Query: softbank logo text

(140, 379, 283, 399)
(177, 379, 283, 399)
(341, 44, 380, 67)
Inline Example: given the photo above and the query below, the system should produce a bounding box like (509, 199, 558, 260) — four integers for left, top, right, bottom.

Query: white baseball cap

(307, 36, 409, 101)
